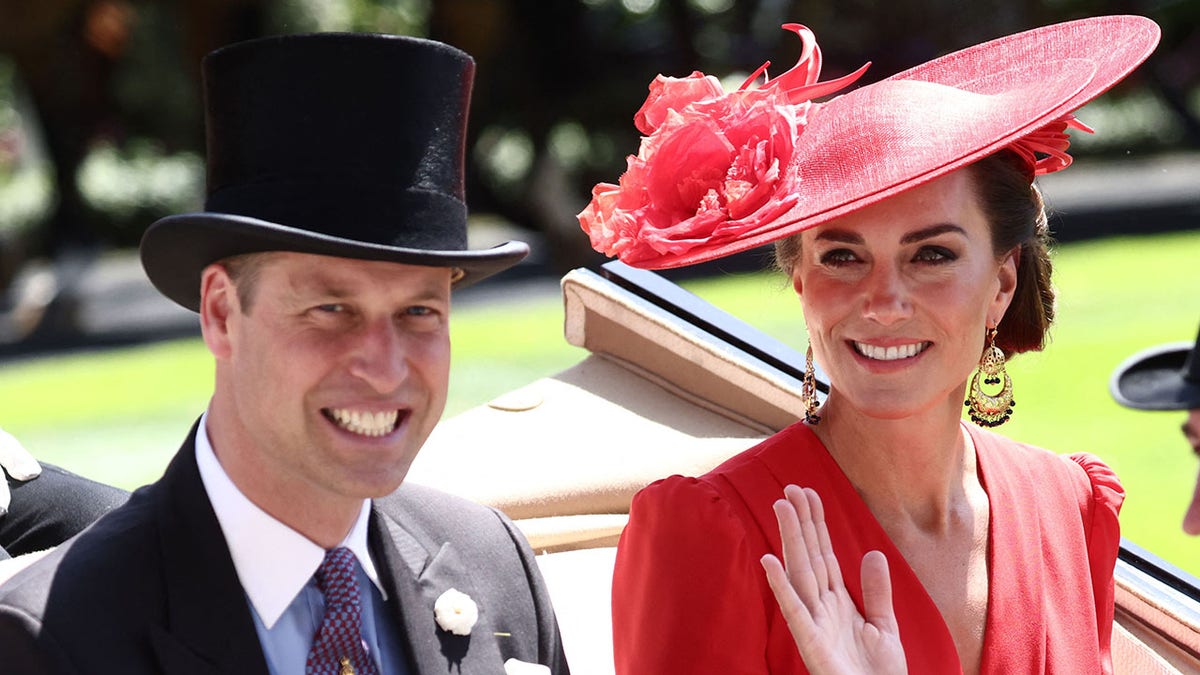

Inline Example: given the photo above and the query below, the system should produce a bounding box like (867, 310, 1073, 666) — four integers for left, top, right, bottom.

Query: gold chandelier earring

(965, 327, 1015, 427)
(803, 344, 822, 425)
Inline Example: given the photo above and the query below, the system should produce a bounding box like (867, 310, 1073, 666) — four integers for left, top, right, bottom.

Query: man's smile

(322, 408, 404, 437)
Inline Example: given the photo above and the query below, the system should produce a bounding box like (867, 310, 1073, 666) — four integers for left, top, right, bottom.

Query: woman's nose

(861, 264, 911, 326)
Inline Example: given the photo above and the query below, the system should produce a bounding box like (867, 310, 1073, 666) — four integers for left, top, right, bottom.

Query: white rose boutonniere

(504, 658, 552, 675)
(434, 588, 478, 636)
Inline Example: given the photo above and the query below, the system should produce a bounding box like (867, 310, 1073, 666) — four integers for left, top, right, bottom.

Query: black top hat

(1110, 320, 1200, 411)
(140, 32, 528, 312)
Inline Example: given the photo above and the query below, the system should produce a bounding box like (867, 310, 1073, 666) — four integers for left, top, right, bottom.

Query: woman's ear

(989, 247, 1020, 327)
(199, 264, 239, 360)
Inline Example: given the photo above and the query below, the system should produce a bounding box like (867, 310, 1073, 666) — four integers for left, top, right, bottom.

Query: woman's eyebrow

(900, 223, 967, 244)
(814, 223, 967, 245)
(813, 229, 862, 244)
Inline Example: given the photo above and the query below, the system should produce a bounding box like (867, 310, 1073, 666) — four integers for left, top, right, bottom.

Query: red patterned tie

(306, 547, 381, 675)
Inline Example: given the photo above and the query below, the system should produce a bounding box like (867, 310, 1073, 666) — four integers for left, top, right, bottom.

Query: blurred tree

(0, 0, 267, 337)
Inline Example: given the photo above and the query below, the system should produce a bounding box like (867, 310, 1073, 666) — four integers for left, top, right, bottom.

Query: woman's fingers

(860, 550, 899, 634)
(762, 553, 816, 637)
(805, 487, 844, 591)
(774, 494, 821, 603)
(783, 484, 830, 592)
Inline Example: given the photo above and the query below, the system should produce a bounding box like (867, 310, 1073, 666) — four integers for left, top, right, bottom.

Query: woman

(577, 16, 1159, 674)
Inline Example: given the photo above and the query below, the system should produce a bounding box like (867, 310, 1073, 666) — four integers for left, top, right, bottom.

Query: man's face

(203, 252, 452, 509)
(1183, 409, 1200, 535)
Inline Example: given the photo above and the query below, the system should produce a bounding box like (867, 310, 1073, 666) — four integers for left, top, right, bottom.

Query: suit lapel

(370, 505, 503, 674)
(149, 424, 270, 674)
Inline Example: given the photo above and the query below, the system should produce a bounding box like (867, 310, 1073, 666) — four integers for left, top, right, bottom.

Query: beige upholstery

(1112, 564, 1200, 673)
(411, 269, 799, 553)
(536, 548, 618, 675)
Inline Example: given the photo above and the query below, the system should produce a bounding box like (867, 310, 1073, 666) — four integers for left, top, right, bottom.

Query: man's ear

(199, 264, 238, 360)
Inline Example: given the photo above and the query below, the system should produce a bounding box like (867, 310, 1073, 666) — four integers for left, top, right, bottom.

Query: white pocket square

(504, 658, 551, 675)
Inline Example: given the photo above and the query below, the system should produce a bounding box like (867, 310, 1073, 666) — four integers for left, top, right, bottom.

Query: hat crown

(139, 32, 530, 313)
(201, 32, 474, 249)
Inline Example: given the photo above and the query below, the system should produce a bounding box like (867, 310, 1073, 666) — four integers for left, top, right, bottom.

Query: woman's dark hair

(967, 150, 1055, 356)
(773, 149, 1055, 356)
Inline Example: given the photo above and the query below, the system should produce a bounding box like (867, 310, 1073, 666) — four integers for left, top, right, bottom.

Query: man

(1110, 320, 1200, 535)
(0, 33, 569, 674)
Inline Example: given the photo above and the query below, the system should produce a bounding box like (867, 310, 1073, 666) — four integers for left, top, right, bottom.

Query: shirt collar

(194, 411, 387, 628)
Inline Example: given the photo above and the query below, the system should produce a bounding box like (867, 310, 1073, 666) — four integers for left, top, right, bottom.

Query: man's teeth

(854, 342, 928, 361)
(327, 408, 399, 437)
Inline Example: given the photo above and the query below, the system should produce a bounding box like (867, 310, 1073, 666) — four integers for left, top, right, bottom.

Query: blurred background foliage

(0, 0, 1196, 290)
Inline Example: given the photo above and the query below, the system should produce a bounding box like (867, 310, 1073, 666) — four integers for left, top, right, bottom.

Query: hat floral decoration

(579, 23, 1092, 266)
(580, 24, 867, 264)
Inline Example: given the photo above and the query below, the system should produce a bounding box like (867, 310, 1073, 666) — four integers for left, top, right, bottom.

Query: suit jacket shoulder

(372, 481, 570, 674)
(0, 426, 268, 674)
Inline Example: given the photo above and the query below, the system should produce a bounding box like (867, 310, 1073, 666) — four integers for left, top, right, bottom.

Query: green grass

(0, 230, 1198, 576)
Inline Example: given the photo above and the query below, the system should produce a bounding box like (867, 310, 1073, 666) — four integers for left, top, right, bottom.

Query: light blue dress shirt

(250, 558, 409, 674)
(194, 412, 410, 674)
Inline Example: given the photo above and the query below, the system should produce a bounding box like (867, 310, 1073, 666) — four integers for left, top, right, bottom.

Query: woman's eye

(913, 246, 956, 263)
(819, 249, 858, 266)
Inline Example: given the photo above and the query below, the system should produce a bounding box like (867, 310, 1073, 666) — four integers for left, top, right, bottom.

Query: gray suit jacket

(0, 423, 570, 674)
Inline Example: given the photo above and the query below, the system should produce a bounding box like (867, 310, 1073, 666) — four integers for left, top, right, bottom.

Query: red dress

(611, 421, 1123, 674)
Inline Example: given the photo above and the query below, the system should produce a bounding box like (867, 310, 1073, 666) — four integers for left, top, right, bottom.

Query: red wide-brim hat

(578, 16, 1160, 268)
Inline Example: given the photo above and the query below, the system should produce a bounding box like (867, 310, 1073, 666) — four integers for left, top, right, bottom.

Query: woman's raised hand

(761, 485, 907, 675)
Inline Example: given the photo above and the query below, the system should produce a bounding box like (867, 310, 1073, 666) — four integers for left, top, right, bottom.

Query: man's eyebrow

(813, 223, 967, 246)
(408, 287, 450, 304)
(290, 280, 351, 298)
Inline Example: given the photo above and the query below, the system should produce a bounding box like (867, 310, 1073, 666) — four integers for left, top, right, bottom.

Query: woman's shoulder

(708, 420, 822, 478)
(968, 423, 1124, 513)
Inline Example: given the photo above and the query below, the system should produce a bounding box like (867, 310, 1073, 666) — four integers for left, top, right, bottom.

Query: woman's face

(792, 169, 1018, 420)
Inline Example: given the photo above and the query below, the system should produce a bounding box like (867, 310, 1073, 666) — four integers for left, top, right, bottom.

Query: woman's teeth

(853, 341, 929, 361)
(326, 408, 399, 437)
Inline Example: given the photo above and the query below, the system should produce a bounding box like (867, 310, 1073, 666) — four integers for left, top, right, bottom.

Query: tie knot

(315, 547, 359, 596)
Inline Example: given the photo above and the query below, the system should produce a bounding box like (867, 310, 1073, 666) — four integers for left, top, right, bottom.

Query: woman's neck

(810, 392, 980, 536)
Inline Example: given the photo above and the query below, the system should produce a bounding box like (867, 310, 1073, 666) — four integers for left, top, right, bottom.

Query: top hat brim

(141, 213, 529, 313)
(1109, 342, 1200, 411)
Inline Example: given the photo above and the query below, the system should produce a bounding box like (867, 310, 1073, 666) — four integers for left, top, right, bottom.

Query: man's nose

(349, 318, 409, 393)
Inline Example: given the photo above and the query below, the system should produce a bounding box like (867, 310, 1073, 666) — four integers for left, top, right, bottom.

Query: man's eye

(405, 306, 436, 317)
(315, 304, 344, 313)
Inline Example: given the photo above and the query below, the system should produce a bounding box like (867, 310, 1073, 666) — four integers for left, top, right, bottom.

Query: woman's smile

(851, 341, 931, 362)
